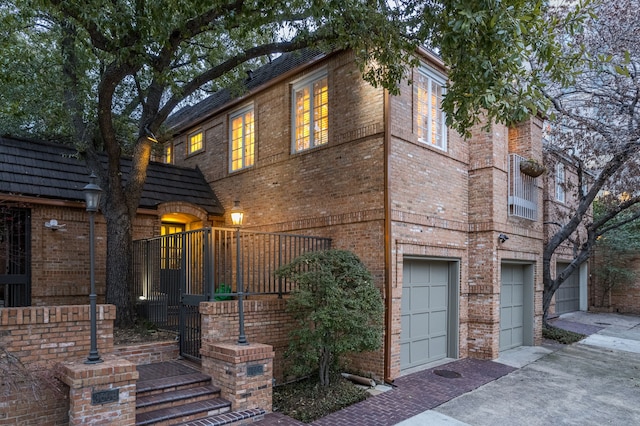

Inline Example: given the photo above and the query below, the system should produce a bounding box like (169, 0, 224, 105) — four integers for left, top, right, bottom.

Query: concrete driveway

(402, 312, 640, 426)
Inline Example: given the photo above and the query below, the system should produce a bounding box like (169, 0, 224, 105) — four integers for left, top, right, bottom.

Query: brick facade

(1, 199, 213, 307)
(169, 49, 545, 382)
(0, 305, 116, 425)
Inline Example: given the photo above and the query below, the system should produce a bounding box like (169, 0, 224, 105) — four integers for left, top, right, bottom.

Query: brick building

(164, 48, 546, 382)
(0, 136, 223, 307)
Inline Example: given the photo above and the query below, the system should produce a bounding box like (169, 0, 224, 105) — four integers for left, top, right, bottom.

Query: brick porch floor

(256, 358, 516, 426)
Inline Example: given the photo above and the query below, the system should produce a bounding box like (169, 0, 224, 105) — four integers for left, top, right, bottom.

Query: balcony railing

(508, 154, 538, 220)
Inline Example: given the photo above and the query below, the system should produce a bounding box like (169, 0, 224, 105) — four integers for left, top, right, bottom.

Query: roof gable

(166, 49, 326, 132)
(0, 136, 223, 215)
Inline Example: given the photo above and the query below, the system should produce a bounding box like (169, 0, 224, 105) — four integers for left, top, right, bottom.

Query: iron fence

(132, 227, 331, 358)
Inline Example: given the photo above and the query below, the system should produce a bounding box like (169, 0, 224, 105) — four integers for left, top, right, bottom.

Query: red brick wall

(0, 305, 116, 425)
(201, 299, 294, 383)
(25, 204, 158, 306)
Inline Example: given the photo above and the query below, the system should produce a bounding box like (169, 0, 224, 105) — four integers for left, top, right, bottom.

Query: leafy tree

(0, 0, 587, 324)
(540, 0, 640, 323)
(275, 250, 383, 387)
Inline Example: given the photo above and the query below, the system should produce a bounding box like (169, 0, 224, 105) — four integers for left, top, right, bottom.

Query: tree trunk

(103, 203, 135, 327)
(319, 347, 331, 387)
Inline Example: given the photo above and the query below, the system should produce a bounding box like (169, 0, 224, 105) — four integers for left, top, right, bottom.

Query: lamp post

(231, 201, 248, 345)
(83, 173, 103, 364)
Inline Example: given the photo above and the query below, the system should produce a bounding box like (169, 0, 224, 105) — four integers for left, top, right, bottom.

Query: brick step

(137, 372, 213, 397)
(136, 384, 222, 414)
(135, 397, 231, 426)
(176, 408, 267, 426)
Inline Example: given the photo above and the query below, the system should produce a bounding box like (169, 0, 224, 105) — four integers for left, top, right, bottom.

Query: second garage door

(500, 264, 525, 351)
(556, 262, 580, 314)
(401, 260, 451, 371)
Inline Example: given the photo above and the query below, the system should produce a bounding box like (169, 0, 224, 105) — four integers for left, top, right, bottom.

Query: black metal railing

(132, 227, 331, 359)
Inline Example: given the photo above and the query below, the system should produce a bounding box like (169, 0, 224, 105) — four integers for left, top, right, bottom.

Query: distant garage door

(556, 263, 580, 314)
(500, 264, 525, 351)
(401, 260, 450, 371)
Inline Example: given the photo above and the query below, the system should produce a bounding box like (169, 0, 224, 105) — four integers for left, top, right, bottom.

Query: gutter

(383, 88, 393, 384)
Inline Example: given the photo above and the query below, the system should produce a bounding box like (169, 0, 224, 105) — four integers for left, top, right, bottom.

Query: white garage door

(500, 264, 525, 351)
(556, 263, 580, 314)
(401, 260, 449, 371)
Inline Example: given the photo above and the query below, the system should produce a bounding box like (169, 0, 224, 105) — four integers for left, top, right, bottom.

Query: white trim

(416, 64, 448, 151)
(291, 67, 329, 153)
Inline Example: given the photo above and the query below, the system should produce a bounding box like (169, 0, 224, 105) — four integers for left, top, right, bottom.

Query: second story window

(415, 66, 447, 151)
(292, 69, 328, 152)
(230, 105, 255, 171)
(556, 163, 566, 203)
(188, 130, 203, 155)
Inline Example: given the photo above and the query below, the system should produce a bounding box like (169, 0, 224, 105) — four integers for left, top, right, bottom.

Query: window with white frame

(229, 105, 255, 172)
(292, 69, 328, 152)
(556, 162, 566, 203)
(188, 130, 203, 155)
(415, 66, 447, 151)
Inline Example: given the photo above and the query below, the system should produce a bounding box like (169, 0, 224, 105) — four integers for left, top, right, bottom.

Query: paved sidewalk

(257, 312, 640, 426)
(256, 359, 515, 426)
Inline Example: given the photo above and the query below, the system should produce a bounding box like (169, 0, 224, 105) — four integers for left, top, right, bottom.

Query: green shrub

(276, 250, 383, 386)
(543, 326, 585, 344)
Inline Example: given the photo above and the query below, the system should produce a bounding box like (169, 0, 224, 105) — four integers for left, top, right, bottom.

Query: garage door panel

(411, 312, 430, 338)
(429, 310, 447, 335)
(501, 307, 512, 325)
(401, 287, 412, 311)
(401, 314, 411, 340)
(429, 336, 447, 359)
(512, 284, 524, 303)
(430, 285, 447, 307)
(411, 287, 430, 309)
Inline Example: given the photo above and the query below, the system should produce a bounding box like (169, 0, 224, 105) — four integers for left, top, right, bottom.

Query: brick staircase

(136, 361, 265, 426)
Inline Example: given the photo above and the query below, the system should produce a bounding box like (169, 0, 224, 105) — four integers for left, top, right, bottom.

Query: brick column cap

(58, 357, 138, 389)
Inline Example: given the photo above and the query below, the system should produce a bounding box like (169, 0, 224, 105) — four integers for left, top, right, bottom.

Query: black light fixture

(498, 233, 509, 244)
(231, 200, 248, 345)
(83, 173, 103, 364)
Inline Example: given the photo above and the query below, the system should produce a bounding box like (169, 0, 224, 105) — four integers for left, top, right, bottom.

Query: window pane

(244, 110, 255, 167)
(295, 87, 311, 151)
(231, 115, 243, 170)
(313, 78, 328, 146)
(230, 109, 255, 171)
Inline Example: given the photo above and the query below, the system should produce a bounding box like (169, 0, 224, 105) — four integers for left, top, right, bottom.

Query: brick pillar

(58, 358, 138, 425)
(201, 342, 274, 412)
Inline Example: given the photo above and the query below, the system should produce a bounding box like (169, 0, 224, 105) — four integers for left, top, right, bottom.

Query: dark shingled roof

(166, 49, 327, 132)
(0, 136, 223, 215)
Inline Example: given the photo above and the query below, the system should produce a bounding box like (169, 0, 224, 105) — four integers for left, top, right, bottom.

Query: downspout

(383, 88, 393, 384)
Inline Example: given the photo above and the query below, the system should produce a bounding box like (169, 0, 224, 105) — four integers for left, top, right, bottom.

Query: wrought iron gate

(0, 207, 31, 307)
(133, 227, 331, 361)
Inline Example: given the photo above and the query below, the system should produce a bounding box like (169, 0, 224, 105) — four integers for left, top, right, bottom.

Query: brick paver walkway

(255, 358, 516, 426)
